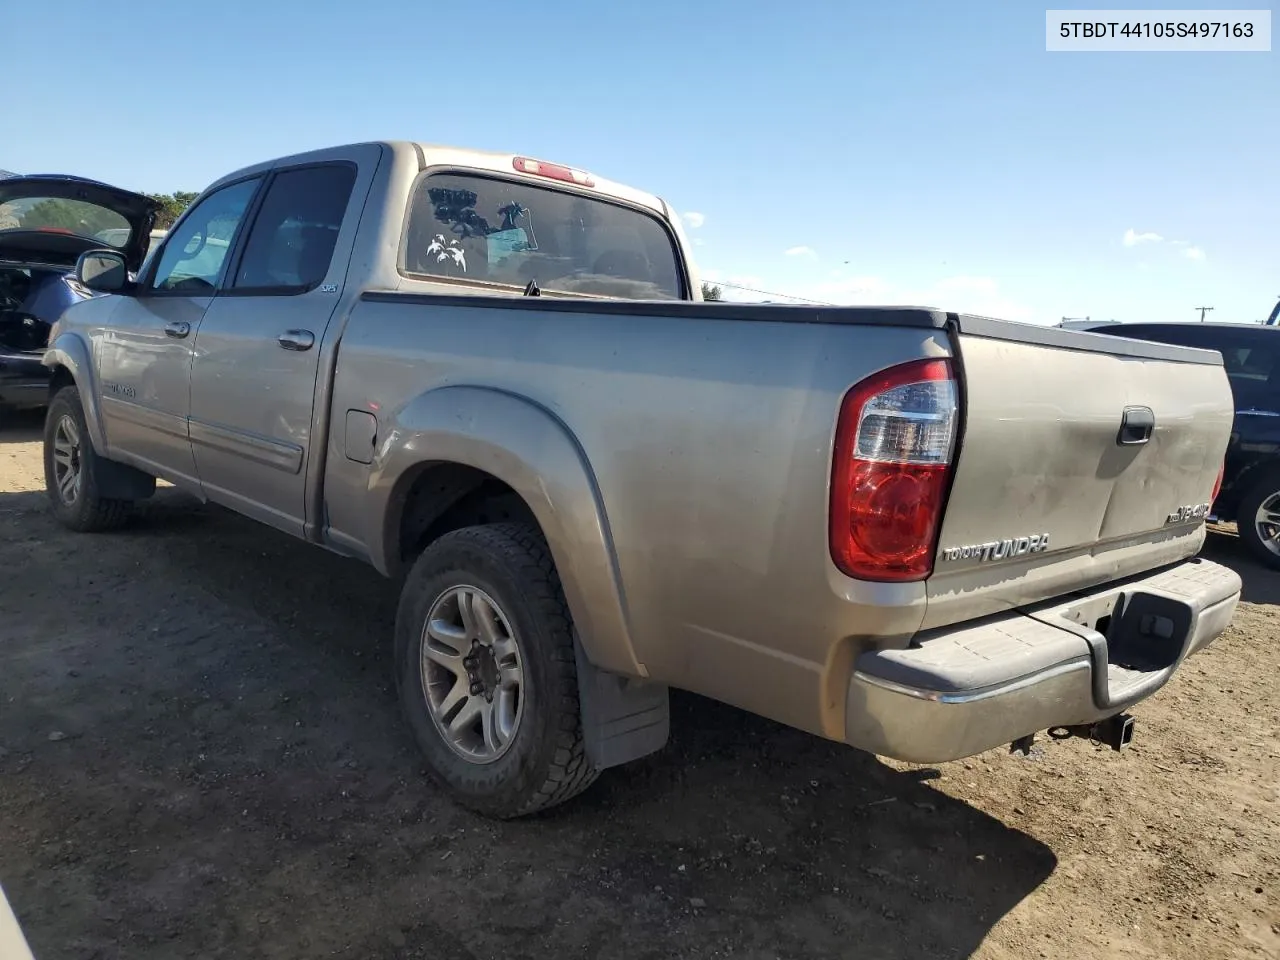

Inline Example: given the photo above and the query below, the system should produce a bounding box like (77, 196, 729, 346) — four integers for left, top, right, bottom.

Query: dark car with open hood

(0, 175, 157, 414)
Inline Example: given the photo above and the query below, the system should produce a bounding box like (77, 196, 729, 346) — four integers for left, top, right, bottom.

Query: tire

(394, 522, 599, 818)
(43, 386, 133, 532)
(1236, 468, 1280, 570)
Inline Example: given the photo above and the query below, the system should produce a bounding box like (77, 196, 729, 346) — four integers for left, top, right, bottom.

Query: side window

(149, 178, 261, 293)
(1222, 340, 1277, 383)
(232, 165, 356, 293)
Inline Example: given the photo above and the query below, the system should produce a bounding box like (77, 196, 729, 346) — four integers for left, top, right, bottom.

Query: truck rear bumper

(844, 557, 1240, 764)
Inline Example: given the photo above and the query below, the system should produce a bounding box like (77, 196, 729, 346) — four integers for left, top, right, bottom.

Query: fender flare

(369, 385, 644, 678)
(42, 333, 108, 453)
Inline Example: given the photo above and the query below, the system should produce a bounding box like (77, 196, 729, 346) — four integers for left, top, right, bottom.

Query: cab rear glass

(403, 173, 684, 300)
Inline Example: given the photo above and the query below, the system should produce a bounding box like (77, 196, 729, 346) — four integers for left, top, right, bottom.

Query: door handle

(1118, 405, 1155, 445)
(164, 321, 191, 339)
(277, 329, 316, 351)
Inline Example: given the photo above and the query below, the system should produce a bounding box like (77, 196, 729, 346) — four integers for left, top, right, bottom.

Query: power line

(1195, 306, 1215, 322)
(704, 280, 831, 305)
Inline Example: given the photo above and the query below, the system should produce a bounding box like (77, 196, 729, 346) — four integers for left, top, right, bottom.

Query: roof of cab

(206, 140, 672, 217)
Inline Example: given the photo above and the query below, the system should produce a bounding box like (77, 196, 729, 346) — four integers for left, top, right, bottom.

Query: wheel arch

(1234, 459, 1280, 568)
(369, 385, 643, 678)
(1217, 455, 1280, 522)
(42, 333, 108, 453)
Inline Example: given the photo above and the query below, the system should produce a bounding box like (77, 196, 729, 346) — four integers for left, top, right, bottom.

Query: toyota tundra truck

(38, 141, 1240, 818)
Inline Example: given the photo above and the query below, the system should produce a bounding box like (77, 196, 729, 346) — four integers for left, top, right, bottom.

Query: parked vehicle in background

(42, 140, 1241, 818)
(0, 176, 157, 415)
(1084, 321, 1280, 569)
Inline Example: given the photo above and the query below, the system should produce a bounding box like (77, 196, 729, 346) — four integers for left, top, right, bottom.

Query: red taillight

(830, 358, 958, 582)
(1211, 462, 1224, 502)
(512, 156, 595, 188)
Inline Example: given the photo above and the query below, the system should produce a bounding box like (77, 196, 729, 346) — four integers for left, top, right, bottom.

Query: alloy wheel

(419, 585, 525, 763)
(51, 415, 82, 505)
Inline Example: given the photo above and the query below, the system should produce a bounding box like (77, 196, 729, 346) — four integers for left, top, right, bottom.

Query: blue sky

(6, 1, 1276, 324)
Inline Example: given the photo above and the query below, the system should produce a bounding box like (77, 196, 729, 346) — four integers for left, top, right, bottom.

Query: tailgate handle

(1118, 406, 1155, 445)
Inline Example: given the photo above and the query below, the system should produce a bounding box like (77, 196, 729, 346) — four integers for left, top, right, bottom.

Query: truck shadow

(2, 490, 1055, 959)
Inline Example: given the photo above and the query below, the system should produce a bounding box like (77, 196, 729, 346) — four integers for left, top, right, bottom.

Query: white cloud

(784, 245, 817, 258)
(1123, 229, 1164, 247)
(1122, 231, 1207, 262)
(693, 237, 706, 247)
(681, 211, 705, 229)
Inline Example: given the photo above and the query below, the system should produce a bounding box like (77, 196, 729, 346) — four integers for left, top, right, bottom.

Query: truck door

(96, 177, 262, 488)
(187, 153, 373, 537)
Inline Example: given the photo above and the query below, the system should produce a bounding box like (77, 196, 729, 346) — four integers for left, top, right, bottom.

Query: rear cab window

(402, 172, 685, 300)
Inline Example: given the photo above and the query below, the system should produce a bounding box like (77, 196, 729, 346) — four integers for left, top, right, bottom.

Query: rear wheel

(1237, 468, 1280, 570)
(394, 523, 599, 818)
(43, 386, 133, 532)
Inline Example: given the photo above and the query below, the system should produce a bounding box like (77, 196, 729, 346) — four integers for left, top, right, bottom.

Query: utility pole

(1195, 306, 1214, 323)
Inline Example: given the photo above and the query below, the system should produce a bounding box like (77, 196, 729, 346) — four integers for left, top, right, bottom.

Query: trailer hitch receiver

(1048, 713, 1135, 752)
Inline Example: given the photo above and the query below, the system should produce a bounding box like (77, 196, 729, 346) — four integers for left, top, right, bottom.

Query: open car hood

(0, 174, 158, 273)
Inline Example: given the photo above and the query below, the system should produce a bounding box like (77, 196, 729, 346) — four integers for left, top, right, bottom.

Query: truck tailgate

(925, 317, 1232, 627)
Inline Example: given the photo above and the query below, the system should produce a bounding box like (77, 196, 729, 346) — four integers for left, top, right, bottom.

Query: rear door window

(233, 164, 356, 293)
(403, 173, 684, 300)
(1218, 338, 1280, 407)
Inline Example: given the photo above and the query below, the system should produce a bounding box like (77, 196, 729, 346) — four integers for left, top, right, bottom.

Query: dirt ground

(1, 411, 1277, 960)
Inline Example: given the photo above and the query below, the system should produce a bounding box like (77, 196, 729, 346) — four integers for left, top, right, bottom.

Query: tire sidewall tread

(1236, 466, 1280, 570)
(394, 522, 598, 818)
(43, 386, 132, 533)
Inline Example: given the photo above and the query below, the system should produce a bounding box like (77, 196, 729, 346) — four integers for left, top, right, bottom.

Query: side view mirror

(75, 249, 130, 293)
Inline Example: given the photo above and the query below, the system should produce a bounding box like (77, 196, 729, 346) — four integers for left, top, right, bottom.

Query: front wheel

(1237, 469, 1280, 570)
(43, 386, 133, 532)
(394, 523, 599, 818)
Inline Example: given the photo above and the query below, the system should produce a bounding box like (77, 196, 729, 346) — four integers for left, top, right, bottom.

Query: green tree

(701, 282, 724, 301)
(146, 191, 199, 230)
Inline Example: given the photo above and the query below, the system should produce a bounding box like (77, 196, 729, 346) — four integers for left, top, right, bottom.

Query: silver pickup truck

(39, 141, 1241, 818)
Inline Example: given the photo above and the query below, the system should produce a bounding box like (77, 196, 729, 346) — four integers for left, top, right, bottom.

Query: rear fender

(42, 332, 108, 453)
(369, 385, 643, 679)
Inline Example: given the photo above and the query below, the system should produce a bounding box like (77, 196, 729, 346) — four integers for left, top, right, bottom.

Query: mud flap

(94, 456, 157, 500)
(574, 637, 669, 770)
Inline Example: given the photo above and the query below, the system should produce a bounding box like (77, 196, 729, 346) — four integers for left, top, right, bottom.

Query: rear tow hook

(1048, 713, 1136, 752)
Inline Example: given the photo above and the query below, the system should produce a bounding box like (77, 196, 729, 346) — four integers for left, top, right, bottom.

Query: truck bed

(321, 291, 1230, 740)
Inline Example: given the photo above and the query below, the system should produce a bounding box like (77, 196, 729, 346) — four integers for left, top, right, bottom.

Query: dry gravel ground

(0, 410, 1277, 960)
